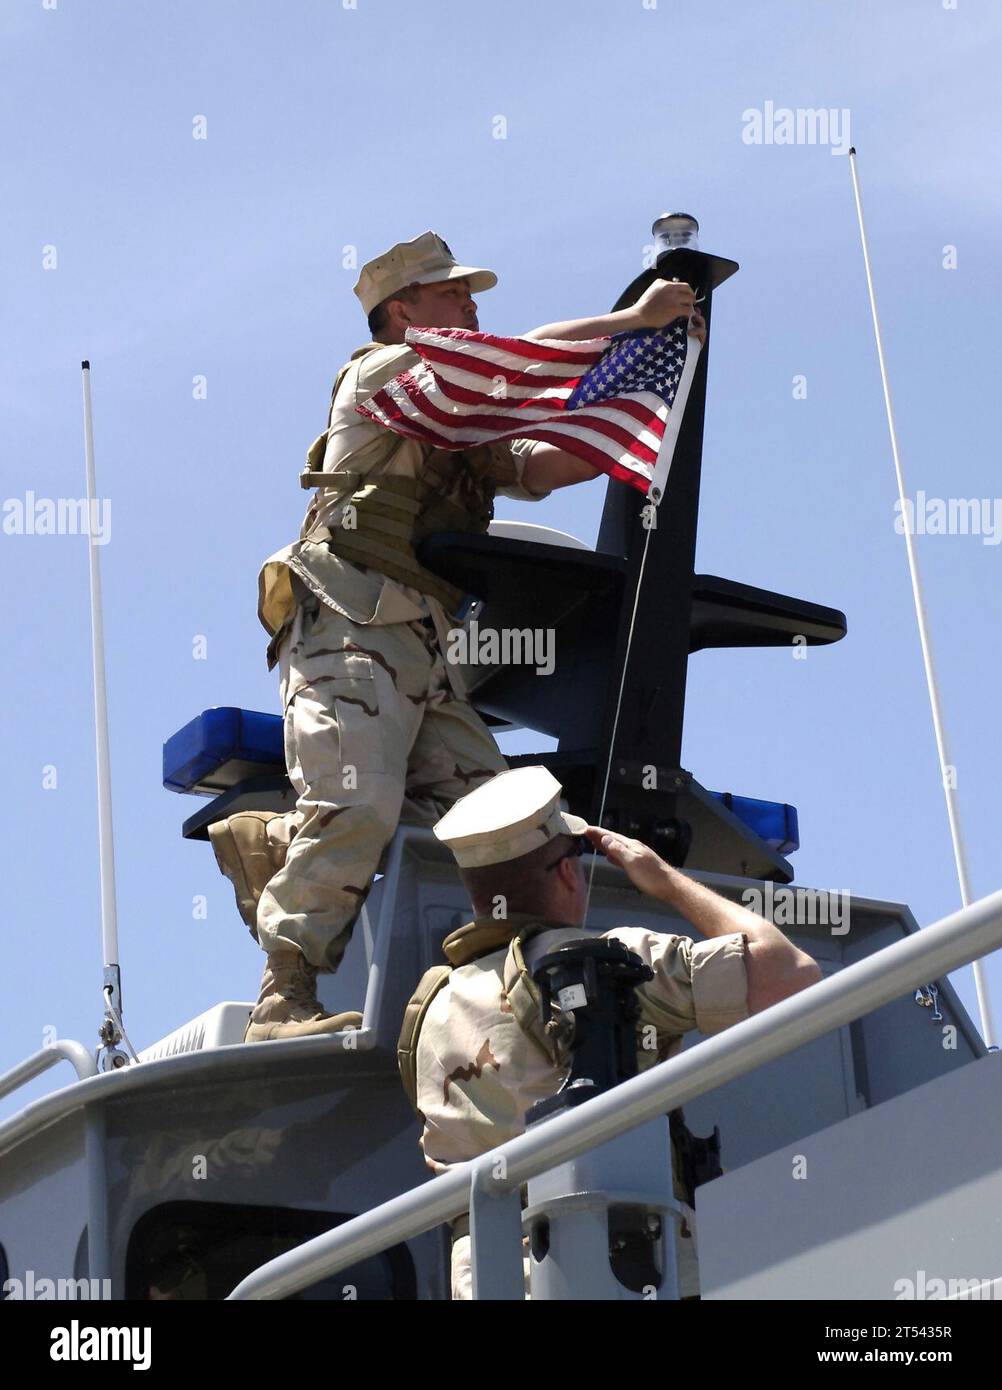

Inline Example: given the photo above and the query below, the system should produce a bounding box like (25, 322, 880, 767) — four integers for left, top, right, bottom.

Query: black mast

(421, 216, 846, 881)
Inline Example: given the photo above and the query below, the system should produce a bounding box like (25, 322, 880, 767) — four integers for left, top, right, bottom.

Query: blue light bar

(164, 709, 802, 858)
(163, 708, 284, 795)
(708, 791, 800, 855)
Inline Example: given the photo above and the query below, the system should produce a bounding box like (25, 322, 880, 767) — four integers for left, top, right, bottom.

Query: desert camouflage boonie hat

(434, 766, 588, 870)
(353, 230, 497, 316)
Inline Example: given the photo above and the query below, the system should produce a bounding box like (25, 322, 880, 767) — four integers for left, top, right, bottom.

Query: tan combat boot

(209, 812, 363, 1041)
(244, 949, 364, 1042)
(208, 810, 298, 933)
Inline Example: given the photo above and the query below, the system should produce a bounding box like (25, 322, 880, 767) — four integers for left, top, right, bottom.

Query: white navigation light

(652, 212, 699, 254)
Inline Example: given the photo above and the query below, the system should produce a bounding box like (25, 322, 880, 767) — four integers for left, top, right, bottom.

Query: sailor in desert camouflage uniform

(210, 232, 707, 1042)
(404, 766, 820, 1298)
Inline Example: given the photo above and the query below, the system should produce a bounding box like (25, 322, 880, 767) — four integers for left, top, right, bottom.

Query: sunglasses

(545, 837, 586, 872)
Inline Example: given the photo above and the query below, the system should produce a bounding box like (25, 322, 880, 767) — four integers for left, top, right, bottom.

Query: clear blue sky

(3, 0, 1001, 1118)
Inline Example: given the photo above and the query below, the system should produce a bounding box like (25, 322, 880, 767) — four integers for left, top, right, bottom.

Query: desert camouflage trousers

(255, 593, 507, 971)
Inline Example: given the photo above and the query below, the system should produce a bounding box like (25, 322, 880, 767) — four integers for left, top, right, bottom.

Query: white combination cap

(434, 766, 588, 869)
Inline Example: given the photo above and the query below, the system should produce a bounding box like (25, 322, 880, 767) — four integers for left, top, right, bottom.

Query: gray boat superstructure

(1, 825, 998, 1300)
(3, 220, 999, 1302)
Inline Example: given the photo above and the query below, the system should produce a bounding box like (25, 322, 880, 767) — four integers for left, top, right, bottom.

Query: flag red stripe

(604, 459, 654, 493)
(374, 374, 662, 466)
(524, 429, 651, 491)
(358, 328, 677, 492)
(595, 395, 669, 432)
(528, 413, 660, 465)
(426, 375, 667, 442)
(404, 367, 667, 450)
(359, 401, 656, 488)
(383, 385, 566, 438)
(366, 386, 454, 446)
(421, 373, 571, 411)
(410, 328, 608, 366)
(395, 371, 572, 433)
(416, 340, 592, 391)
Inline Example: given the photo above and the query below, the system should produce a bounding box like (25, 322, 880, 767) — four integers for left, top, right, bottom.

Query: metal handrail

(0, 1039, 98, 1102)
(228, 887, 1002, 1300)
(0, 1039, 110, 1285)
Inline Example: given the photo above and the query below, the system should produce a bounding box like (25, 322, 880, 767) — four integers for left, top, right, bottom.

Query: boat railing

(0, 1040, 110, 1283)
(0, 1039, 98, 1104)
(226, 887, 1002, 1300)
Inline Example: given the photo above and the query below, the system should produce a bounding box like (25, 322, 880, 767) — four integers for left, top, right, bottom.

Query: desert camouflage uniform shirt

(416, 916, 750, 1174)
(417, 916, 749, 1298)
(257, 341, 549, 680)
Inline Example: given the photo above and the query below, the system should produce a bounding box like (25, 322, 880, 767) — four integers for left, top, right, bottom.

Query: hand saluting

(583, 825, 672, 899)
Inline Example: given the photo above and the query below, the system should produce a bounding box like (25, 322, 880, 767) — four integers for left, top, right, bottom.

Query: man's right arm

(522, 279, 704, 343)
(518, 281, 706, 495)
(585, 827, 822, 1014)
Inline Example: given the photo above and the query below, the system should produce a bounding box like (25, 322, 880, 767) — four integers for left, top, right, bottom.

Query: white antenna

(81, 362, 133, 1068)
(847, 150, 997, 1048)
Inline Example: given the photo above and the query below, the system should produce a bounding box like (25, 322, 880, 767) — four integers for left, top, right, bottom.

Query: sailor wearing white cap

(400, 765, 821, 1298)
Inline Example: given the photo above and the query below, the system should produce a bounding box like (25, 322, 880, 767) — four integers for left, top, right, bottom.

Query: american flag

(356, 321, 694, 493)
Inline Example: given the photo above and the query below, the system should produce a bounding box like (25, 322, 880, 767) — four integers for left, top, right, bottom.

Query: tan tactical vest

(397, 917, 706, 1211)
(299, 348, 498, 613)
(396, 915, 574, 1113)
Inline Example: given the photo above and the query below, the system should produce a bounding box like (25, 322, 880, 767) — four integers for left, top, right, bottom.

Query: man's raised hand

(584, 825, 671, 900)
(631, 278, 699, 330)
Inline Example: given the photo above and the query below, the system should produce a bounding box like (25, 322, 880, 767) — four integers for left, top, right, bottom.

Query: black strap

(668, 1107, 722, 1206)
